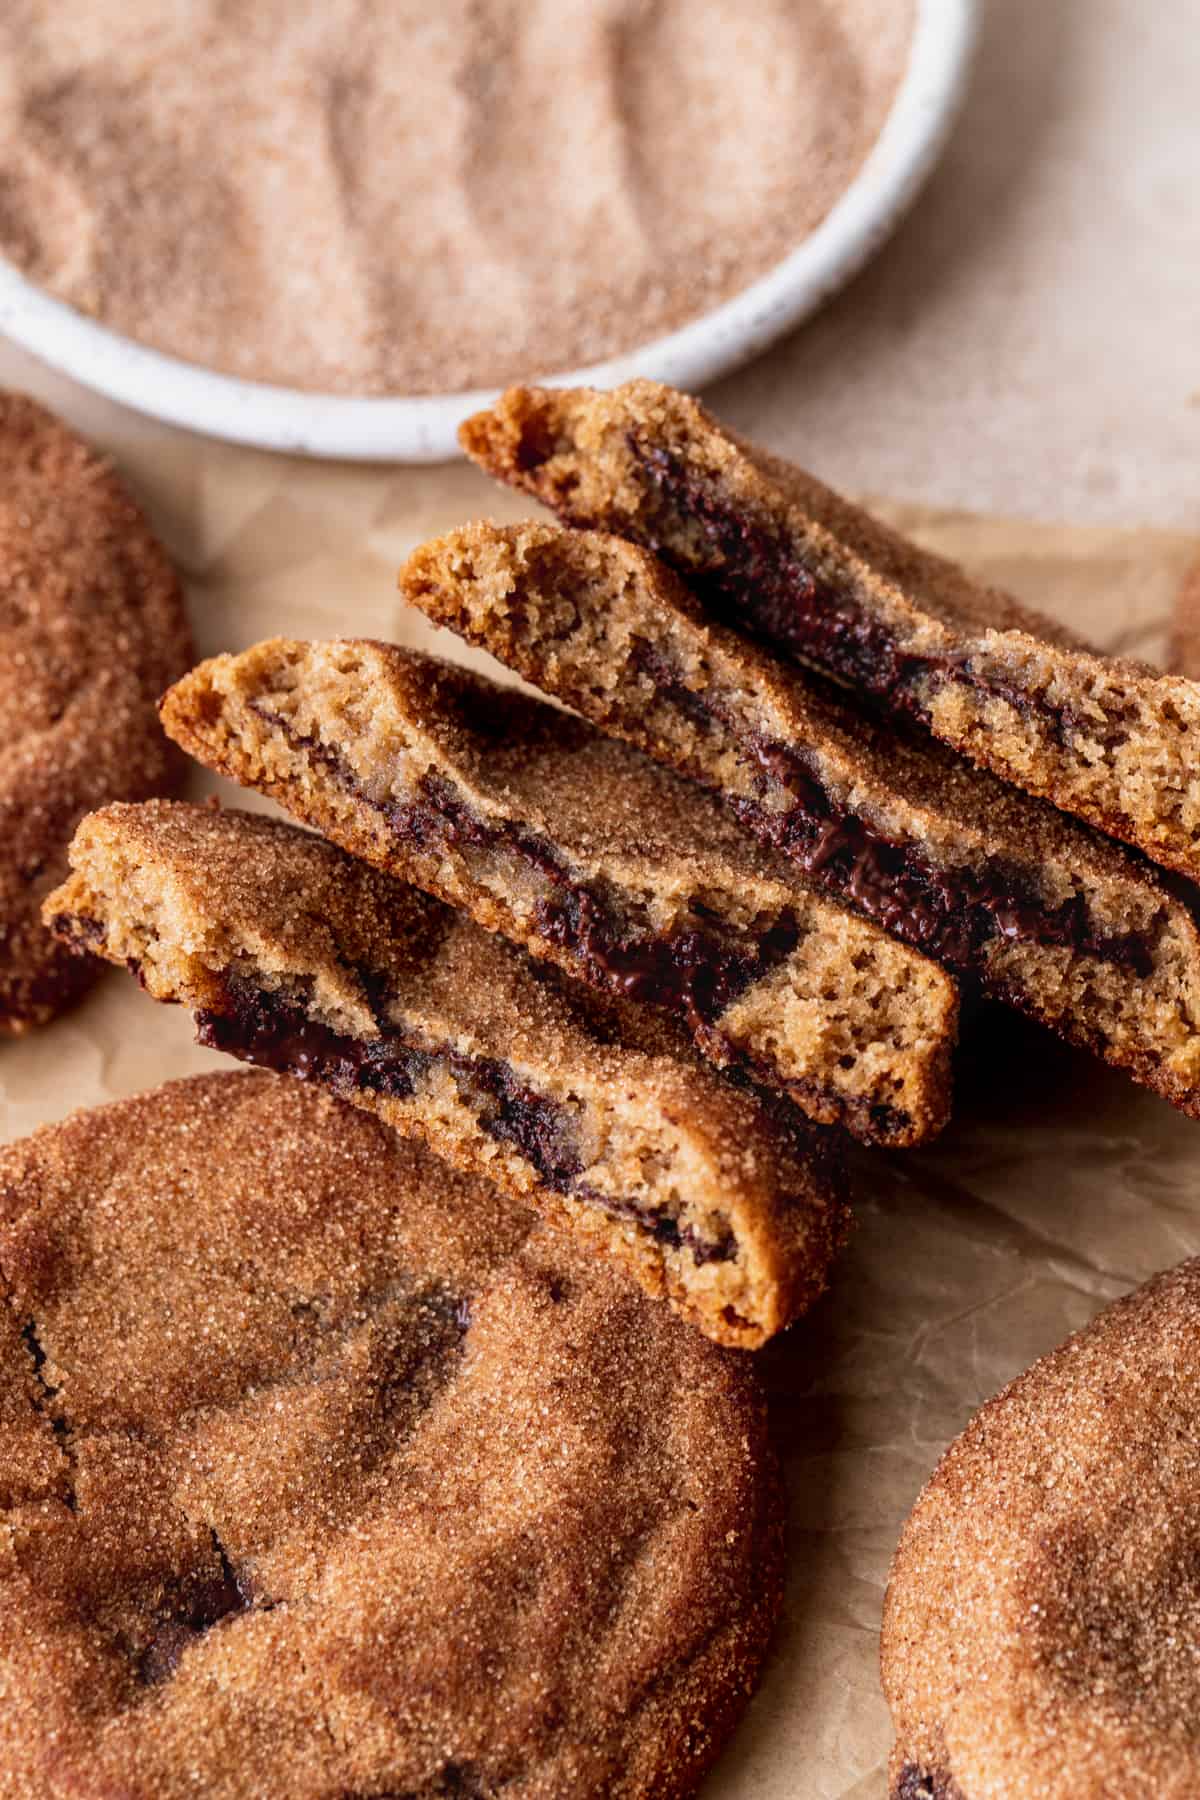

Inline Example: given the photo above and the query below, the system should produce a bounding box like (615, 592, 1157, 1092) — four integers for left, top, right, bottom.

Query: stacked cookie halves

(44, 380, 1200, 1364)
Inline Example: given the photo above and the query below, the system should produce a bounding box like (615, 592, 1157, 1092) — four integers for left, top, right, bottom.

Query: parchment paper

(2, 413, 1199, 1799)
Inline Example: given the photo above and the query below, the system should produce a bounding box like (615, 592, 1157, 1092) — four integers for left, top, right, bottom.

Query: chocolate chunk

(893, 1766, 967, 1800)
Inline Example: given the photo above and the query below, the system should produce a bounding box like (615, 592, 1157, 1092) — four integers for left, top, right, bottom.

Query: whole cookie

(0, 393, 191, 1031)
(882, 1259, 1200, 1799)
(0, 1070, 782, 1799)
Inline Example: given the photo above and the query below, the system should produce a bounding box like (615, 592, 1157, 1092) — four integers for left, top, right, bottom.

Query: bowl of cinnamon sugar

(0, 0, 977, 462)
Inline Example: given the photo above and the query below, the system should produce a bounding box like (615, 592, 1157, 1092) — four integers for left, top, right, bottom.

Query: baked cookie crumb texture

(399, 519, 1200, 1122)
(0, 392, 191, 1033)
(159, 635, 959, 1149)
(0, 1069, 782, 1799)
(44, 799, 849, 1349)
(882, 1259, 1200, 1799)
(461, 379, 1200, 882)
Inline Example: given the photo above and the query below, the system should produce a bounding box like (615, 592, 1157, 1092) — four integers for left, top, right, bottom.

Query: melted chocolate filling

(196, 980, 734, 1267)
(630, 439, 1115, 755)
(531, 887, 799, 1029)
(244, 705, 917, 1136)
(628, 646, 1155, 977)
(251, 703, 801, 1030)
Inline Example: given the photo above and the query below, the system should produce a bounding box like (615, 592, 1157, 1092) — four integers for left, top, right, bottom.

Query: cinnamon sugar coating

(0, 393, 191, 1032)
(160, 636, 958, 1148)
(399, 519, 1200, 1120)
(44, 800, 848, 1349)
(0, 1070, 783, 1798)
(461, 380, 1200, 881)
(883, 1259, 1200, 1799)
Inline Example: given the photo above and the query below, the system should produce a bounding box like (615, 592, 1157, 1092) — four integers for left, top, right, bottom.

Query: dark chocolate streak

(20, 1319, 76, 1510)
(629, 646, 1155, 978)
(893, 1763, 968, 1800)
(257, 702, 799, 1028)
(196, 981, 734, 1266)
(250, 702, 812, 1068)
(630, 439, 1112, 757)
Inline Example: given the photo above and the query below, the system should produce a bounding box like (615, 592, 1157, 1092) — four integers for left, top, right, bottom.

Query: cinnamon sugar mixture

(0, 0, 913, 396)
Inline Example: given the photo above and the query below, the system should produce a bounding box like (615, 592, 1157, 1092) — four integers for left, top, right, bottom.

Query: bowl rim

(0, 0, 979, 463)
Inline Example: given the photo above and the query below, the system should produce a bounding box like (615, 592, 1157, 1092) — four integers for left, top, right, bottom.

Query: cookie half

(400, 519, 1200, 1119)
(160, 637, 958, 1148)
(0, 1068, 783, 1799)
(461, 379, 1200, 881)
(883, 1258, 1200, 1799)
(44, 800, 848, 1348)
(0, 393, 192, 1031)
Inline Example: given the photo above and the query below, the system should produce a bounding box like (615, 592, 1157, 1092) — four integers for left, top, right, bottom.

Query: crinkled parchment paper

(2, 368, 1199, 1799)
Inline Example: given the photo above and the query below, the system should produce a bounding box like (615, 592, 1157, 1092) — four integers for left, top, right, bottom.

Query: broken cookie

(400, 519, 1200, 1120)
(159, 637, 958, 1148)
(461, 379, 1200, 882)
(44, 800, 848, 1349)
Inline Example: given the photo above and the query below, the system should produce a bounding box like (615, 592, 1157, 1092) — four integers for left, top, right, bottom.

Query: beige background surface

(2, 2, 1200, 1794)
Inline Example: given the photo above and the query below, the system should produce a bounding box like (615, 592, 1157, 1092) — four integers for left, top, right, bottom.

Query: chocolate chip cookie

(883, 1258, 1200, 1799)
(0, 393, 191, 1031)
(400, 519, 1200, 1119)
(461, 380, 1200, 881)
(159, 637, 958, 1148)
(0, 1068, 783, 1798)
(45, 800, 848, 1348)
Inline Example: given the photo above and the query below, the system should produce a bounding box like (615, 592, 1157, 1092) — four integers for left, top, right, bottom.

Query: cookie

(399, 519, 1200, 1118)
(159, 637, 958, 1148)
(0, 1068, 783, 1799)
(0, 392, 191, 1031)
(44, 799, 848, 1348)
(460, 379, 1200, 881)
(882, 1258, 1200, 1799)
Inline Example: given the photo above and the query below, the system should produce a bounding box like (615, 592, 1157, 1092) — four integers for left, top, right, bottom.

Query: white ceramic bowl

(0, 0, 978, 462)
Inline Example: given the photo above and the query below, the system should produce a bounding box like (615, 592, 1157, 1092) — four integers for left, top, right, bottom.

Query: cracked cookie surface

(160, 636, 958, 1148)
(400, 519, 1200, 1121)
(44, 800, 848, 1348)
(461, 379, 1200, 881)
(882, 1259, 1200, 1800)
(0, 392, 191, 1031)
(0, 1069, 783, 1799)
